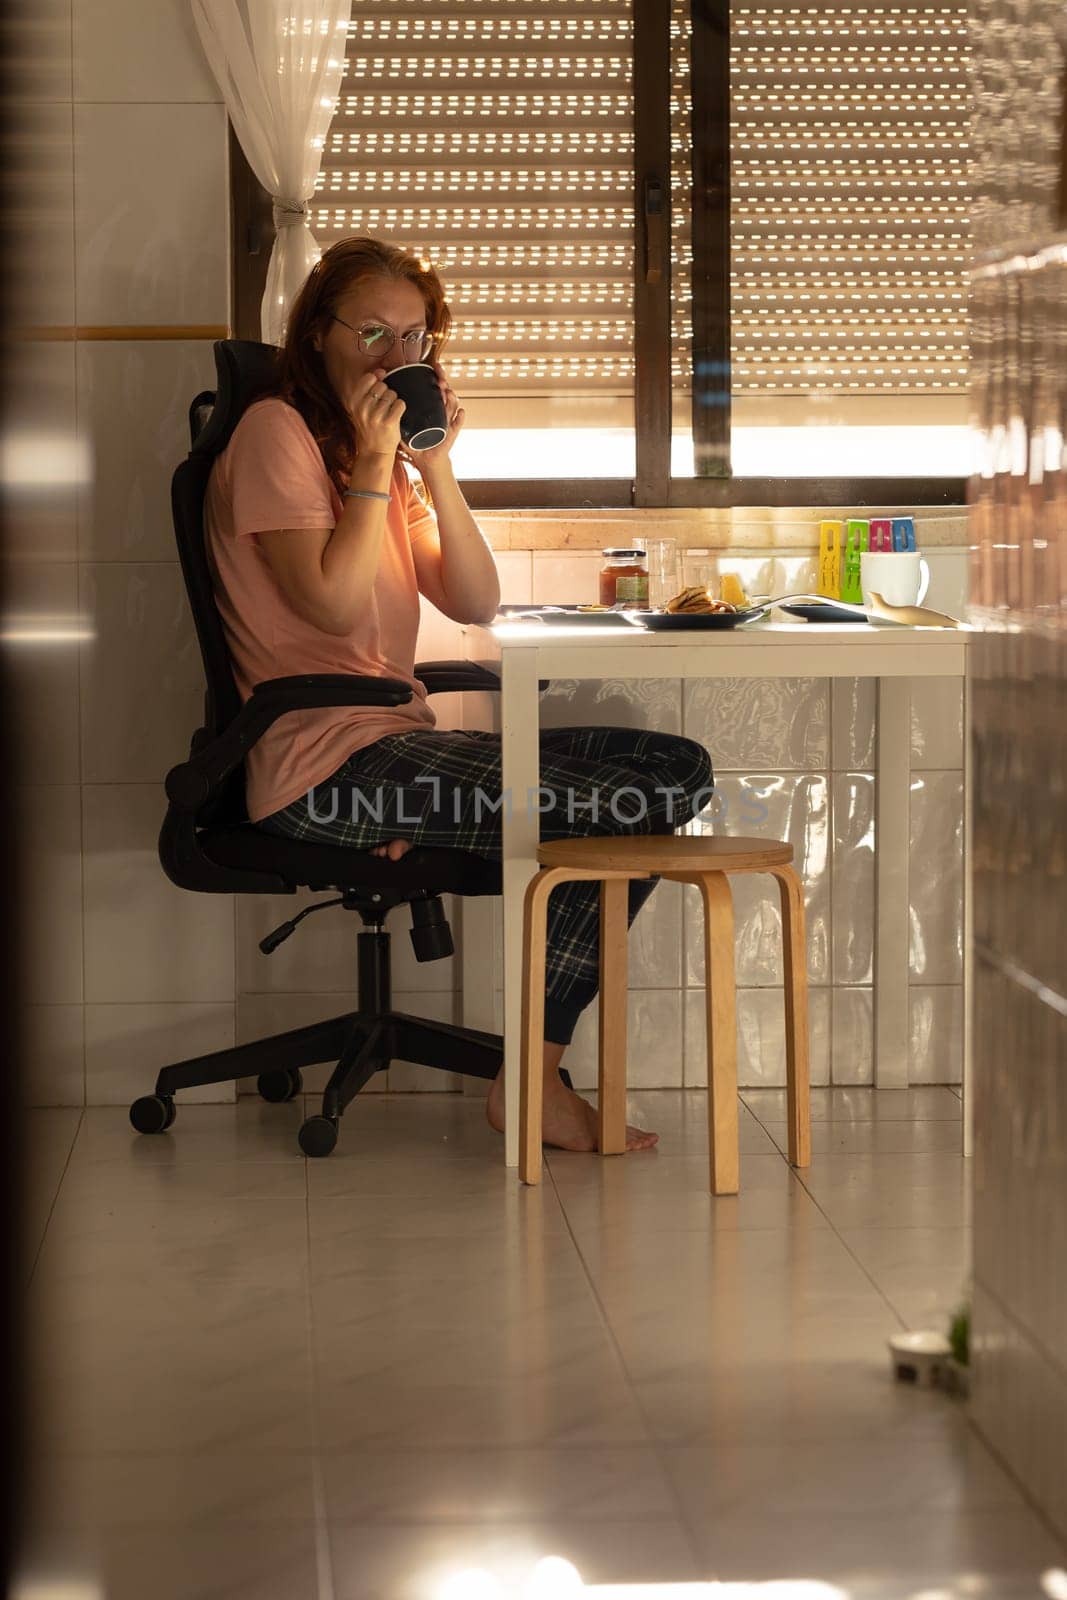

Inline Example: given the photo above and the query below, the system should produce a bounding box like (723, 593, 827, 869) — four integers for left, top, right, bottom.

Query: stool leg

(598, 877, 629, 1156)
(772, 866, 811, 1168)
(519, 868, 566, 1185)
(696, 872, 739, 1195)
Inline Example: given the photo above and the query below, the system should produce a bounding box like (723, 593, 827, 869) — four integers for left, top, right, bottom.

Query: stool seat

(536, 834, 794, 874)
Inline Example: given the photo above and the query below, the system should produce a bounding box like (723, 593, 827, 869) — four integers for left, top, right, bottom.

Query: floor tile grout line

(301, 1104, 338, 1600)
(540, 1152, 707, 1570)
(627, 1096, 963, 1331)
(739, 1090, 965, 1128)
(791, 1164, 924, 1336)
(785, 1157, 1010, 1504)
(25, 1108, 86, 1287)
(548, 1117, 971, 1552)
(540, 1116, 915, 1556)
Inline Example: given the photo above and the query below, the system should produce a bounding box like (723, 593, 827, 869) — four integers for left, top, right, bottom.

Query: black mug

(382, 363, 448, 452)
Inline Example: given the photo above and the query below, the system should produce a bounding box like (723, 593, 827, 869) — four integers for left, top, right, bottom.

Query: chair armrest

(414, 659, 501, 695)
(165, 672, 412, 811)
(414, 659, 551, 695)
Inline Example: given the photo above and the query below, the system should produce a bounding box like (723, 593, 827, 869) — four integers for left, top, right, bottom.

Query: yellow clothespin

(818, 521, 843, 599)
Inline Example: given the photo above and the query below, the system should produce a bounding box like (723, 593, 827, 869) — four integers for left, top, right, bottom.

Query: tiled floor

(19, 1089, 1065, 1600)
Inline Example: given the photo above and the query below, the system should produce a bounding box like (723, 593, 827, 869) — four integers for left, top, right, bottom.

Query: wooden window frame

(229, 4, 966, 510)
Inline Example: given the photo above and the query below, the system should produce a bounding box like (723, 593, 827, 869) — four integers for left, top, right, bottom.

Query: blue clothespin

(891, 518, 916, 552)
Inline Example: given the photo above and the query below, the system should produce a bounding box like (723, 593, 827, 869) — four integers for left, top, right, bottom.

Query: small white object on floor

(888, 1329, 952, 1387)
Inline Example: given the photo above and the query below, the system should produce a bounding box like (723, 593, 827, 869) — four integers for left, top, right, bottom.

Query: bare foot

(485, 1071, 658, 1153)
(369, 839, 414, 861)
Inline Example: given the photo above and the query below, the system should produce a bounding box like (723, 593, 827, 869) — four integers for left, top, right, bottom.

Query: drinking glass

(637, 537, 680, 609)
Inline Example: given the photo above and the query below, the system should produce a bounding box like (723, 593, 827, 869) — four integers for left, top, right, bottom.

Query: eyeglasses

(331, 314, 435, 363)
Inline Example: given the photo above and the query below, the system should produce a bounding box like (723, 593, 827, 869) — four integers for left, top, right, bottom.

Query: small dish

(495, 605, 635, 626)
(548, 610, 637, 626)
(779, 601, 867, 625)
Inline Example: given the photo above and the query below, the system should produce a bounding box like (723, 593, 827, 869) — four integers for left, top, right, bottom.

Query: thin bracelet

(343, 488, 392, 503)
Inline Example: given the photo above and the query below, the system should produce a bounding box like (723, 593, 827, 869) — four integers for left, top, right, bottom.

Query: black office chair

(129, 339, 544, 1158)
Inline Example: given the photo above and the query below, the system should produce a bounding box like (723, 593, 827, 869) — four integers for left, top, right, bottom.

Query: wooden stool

(519, 834, 811, 1192)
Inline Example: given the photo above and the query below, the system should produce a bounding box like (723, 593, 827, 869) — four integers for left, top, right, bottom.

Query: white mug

(860, 551, 930, 609)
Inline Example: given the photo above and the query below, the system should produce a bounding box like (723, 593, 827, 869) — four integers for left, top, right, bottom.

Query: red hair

(269, 236, 451, 495)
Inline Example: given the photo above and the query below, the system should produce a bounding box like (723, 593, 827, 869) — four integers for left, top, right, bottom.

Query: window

(231, 0, 969, 507)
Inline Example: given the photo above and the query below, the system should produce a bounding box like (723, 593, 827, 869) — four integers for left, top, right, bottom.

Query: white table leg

(874, 677, 912, 1089)
(962, 668, 974, 1156)
(500, 647, 542, 1166)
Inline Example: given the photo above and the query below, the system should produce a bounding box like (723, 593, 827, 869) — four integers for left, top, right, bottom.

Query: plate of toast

(626, 584, 768, 630)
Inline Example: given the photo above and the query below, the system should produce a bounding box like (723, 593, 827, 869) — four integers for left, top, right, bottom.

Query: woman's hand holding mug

(345, 366, 406, 458)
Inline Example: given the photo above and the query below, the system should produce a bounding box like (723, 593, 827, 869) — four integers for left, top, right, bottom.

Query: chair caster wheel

(257, 1068, 303, 1104)
(299, 1115, 338, 1158)
(130, 1094, 176, 1135)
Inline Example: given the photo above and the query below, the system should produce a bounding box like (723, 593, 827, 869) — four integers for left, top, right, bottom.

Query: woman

(205, 236, 715, 1155)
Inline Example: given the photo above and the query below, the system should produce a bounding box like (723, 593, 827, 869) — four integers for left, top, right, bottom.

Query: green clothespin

(841, 519, 868, 604)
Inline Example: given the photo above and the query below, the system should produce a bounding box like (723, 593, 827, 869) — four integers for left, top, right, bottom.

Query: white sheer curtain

(191, 0, 352, 344)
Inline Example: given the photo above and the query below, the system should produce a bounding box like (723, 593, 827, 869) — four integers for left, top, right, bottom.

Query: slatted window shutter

(725, 2, 969, 397)
(313, 1, 636, 399)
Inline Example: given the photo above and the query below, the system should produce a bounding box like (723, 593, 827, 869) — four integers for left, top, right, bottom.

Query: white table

(462, 618, 972, 1167)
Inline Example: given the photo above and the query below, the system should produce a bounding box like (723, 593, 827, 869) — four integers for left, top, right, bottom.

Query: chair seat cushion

(202, 822, 502, 896)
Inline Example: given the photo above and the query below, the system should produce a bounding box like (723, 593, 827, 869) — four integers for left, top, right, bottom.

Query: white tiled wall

(72, 0, 217, 102)
(77, 340, 222, 561)
(17, 0, 967, 1104)
(19, 0, 233, 1107)
(73, 104, 228, 327)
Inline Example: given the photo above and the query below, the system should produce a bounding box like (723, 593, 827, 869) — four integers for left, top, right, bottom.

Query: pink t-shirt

(204, 396, 438, 822)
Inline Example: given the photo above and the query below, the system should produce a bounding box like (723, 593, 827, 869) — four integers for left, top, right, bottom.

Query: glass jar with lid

(599, 547, 649, 609)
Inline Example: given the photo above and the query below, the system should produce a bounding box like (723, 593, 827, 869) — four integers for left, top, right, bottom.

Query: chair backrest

(171, 339, 281, 822)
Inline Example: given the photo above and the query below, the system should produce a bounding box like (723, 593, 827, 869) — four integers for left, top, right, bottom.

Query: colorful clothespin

(891, 517, 916, 552)
(869, 519, 892, 553)
(841, 519, 868, 604)
(818, 521, 843, 599)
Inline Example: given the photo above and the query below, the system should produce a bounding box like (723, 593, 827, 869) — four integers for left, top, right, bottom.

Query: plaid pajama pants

(259, 725, 715, 1046)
